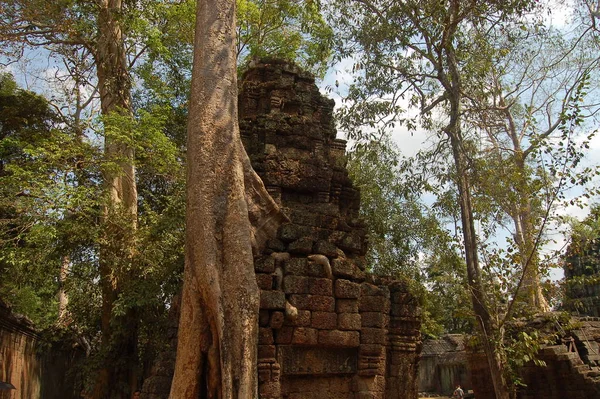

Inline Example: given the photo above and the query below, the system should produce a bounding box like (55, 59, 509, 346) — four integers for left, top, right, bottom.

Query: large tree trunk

(92, 0, 139, 397)
(169, 0, 286, 397)
(501, 107, 549, 313)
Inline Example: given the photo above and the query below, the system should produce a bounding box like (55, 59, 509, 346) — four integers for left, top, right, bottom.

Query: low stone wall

(0, 300, 41, 399)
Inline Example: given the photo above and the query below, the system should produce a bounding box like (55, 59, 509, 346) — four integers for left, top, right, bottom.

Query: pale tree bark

(58, 255, 70, 321)
(169, 0, 286, 397)
(441, 2, 510, 398)
(92, 0, 139, 397)
(500, 97, 549, 313)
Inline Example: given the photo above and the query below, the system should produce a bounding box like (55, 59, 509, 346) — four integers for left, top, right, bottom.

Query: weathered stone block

(359, 344, 385, 357)
(259, 381, 281, 398)
(288, 237, 314, 255)
(275, 327, 294, 344)
(314, 240, 340, 257)
(284, 257, 309, 275)
(291, 327, 318, 345)
(256, 273, 274, 290)
(335, 279, 361, 299)
(260, 309, 271, 327)
(270, 311, 285, 329)
(361, 283, 389, 297)
(361, 328, 387, 345)
(361, 312, 388, 328)
(318, 330, 360, 347)
(311, 311, 337, 329)
(259, 327, 274, 344)
(255, 256, 276, 273)
(290, 294, 335, 312)
(331, 257, 365, 281)
(284, 257, 329, 277)
(261, 290, 286, 310)
(336, 231, 365, 254)
(283, 276, 332, 296)
(278, 223, 312, 242)
(310, 278, 334, 296)
(337, 299, 359, 313)
(258, 344, 276, 359)
(359, 296, 389, 313)
(338, 312, 361, 331)
(286, 309, 311, 327)
(266, 238, 286, 252)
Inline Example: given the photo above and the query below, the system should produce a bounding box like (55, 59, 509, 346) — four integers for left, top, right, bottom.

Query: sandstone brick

(290, 294, 335, 312)
(359, 344, 385, 356)
(288, 237, 314, 254)
(259, 309, 271, 327)
(266, 238, 286, 252)
(359, 296, 389, 313)
(361, 327, 387, 345)
(255, 256, 276, 273)
(259, 327, 274, 344)
(283, 276, 332, 296)
(258, 344, 276, 359)
(261, 290, 285, 310)
(338, 312, 361, 330)
(270, 311, 285, 329)
(318, 330, 360, 347)
(278, 223, 312, 242)
(361, 312, 388, 328)
(313, 240, 340, 257)
(259, 381, 281, 398)
(256, 273, 274, 290)
(310, 278, 333, 296)
(337, 299, 359, 313)
(292, 327, 318, 345)
(285, 257, 330, 277)
(286, 309, 311, 327)
(283, 275, 310, 294)
(275, 327, 293, 344)
(336, 231, 365, 254)
(331, 257, 365, 281)
(311, 311, 337, 329)
(335, 279, 361, 299)
(361, 283, 389, 297)
(284, 257, 309, 275)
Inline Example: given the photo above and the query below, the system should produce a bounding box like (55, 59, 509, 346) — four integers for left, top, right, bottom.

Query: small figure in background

(452, 384, 464, 399)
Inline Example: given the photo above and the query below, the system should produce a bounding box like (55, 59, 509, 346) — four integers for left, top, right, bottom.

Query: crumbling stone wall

(0, 299, 41, 399)
(468, 316, 600, 399)
(239, 59, 422, 399)
(563, 238, 600, 316)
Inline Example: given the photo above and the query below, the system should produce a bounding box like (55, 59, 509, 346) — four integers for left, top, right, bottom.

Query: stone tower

(239, 59, 422, 399)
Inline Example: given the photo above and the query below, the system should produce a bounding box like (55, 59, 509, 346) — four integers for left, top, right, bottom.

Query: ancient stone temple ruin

(140, 59, 422, 399)
(563, 237, 600, 316)
(238, 59, 422, 399)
